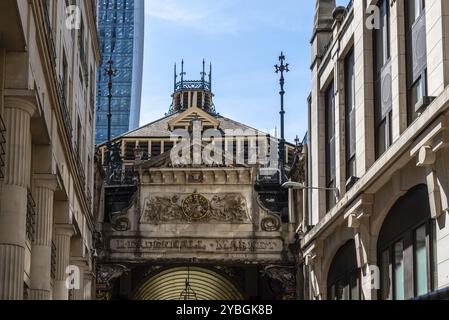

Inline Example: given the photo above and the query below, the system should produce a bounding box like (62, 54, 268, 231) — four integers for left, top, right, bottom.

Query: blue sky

(141, 0, 348, 142)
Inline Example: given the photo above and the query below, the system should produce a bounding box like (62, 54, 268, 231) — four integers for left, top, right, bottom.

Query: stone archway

(133, 266, 244, 300)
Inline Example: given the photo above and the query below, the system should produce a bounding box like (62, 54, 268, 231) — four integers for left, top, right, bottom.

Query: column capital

(55, 224, 76, 237)
(4, 92, 37, 116)
(32, 174, 59, 191)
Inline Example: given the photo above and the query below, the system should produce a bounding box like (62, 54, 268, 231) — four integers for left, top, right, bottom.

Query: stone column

(29, 174, 58, 300)
(53, 225, 74, 300)
(0, 97, 35, 300)
(344, 193, 376, 300)
(303, 241, 324, 300)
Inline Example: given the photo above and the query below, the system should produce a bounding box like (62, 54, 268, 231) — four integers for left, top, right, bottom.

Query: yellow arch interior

(133, 267, 244, 300)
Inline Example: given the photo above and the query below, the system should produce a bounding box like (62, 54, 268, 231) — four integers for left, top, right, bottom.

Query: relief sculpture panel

(141, 192, 249, 224)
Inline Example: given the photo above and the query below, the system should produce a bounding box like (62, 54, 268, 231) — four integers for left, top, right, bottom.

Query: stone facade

(94, 72, 302, 300)
(0, 1, 100, 300)
(302, 0, 449, 300)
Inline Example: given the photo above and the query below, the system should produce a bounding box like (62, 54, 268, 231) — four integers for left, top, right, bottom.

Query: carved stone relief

(141, 192, 249, 223)
(261, 214, 281, 232)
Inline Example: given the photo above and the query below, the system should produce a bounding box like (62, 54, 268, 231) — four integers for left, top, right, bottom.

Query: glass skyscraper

(96, 0, 144, 144)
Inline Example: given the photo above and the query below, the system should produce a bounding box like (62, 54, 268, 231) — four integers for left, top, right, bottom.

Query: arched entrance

(327, 240, 360, 300)
(133, 267, 244, 300)
(377, 184, 435, 300)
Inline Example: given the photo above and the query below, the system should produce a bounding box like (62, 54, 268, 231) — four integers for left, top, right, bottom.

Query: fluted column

(29, 175, 58, 300)
(70, 262, 85, 300)
(53, 225, 74, 300)
(0, 97, 35, 300)
(83, 269, 94, 300)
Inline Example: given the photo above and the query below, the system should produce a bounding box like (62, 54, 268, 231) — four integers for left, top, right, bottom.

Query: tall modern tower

(96, 0, 145, 144)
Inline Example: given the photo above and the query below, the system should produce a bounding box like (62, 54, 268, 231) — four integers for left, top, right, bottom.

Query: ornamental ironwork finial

(275, 51, 289, 74)
(274, 51, 290, 183)
(209, 62, 212, 92)
(174, 62, 177, 91)
(201, 59, 206, 88)
(105, 56, 117, 143)
(180, 59, 186, 87)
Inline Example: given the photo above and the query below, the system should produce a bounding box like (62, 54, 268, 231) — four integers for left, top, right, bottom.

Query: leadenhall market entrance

(93, 64, 303, 300)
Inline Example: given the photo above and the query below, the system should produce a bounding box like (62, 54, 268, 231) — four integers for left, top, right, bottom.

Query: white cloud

(145, 0, 311, 35)
(146, 0, 206, 25)
(146, 0, 240, 34)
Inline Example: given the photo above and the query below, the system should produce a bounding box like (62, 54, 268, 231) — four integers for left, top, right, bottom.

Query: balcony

(74, 143, 86, 186)
(0, 115, 6, 179)
(26, 189, 36, 242)
(86, 186, 92, 211)
(42, 1, 56, 66)
(57, 76, 73, 141)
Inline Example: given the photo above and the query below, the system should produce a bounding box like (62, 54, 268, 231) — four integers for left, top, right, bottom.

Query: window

(327, 240, 360, 300)
(414, 224, 428, 296)
(62, 53, 68, 99)
(124, 141, 136, 160)
(151, 141, 161, 158)
(406, 0, 427, 124)
(77, 118, 82, 154)
(164, 141, 174, 153)
(378, 185, 435, 300)
(393, 241, 405, 300)
(78, 18, 85, 56)
(325, 81, 336, 211)
(373, 0, 392, 159)
(345, 49, 356, 182)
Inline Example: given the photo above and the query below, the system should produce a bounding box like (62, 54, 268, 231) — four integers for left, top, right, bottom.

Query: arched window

(378, 184, 436, 300)
(327, 240, 360, 300)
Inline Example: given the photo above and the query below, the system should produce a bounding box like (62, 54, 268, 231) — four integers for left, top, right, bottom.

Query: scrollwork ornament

(261, 215, 281, 232)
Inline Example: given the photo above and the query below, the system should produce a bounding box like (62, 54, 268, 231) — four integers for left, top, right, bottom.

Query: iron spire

(174, 62, 177, 91)
(201, 59, 206, 88)
(105, 56, 117, 143)
(209, 62, 212, 91)
(275, 51, 289, 183)
(180, 59, 186, 89)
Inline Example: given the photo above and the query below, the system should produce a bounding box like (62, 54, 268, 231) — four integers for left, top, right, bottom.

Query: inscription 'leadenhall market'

(111, 238, 282, 253)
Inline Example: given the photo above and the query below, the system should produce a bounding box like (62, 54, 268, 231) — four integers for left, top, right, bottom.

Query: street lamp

(281, 181, 340, 201)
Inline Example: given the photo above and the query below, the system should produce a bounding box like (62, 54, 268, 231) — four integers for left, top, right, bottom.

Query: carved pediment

(168, 106, 220, 131)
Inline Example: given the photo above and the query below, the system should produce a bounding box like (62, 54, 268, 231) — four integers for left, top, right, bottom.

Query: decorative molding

(261, 265, 296, 298)
(343, 193, 373, 229)
(303, 241, 322, 267)
(96, 264, 129, 285)
(261, 214, 281, 232)
(141, 192, 249, 224)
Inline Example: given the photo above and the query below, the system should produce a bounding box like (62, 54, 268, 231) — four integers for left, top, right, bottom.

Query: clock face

(182, 193, 210, 221)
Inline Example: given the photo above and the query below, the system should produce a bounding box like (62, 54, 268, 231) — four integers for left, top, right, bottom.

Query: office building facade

(95, 0, 144, 144)
(301, 0, 449, 300)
